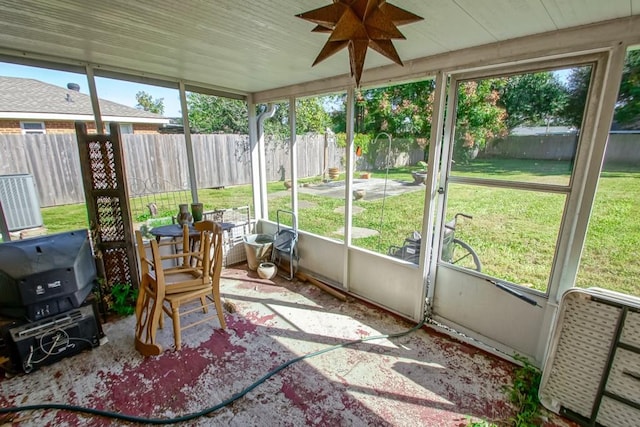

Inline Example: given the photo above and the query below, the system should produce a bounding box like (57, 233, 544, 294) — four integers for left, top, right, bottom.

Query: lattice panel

(76, 122, 138, 296)
(95, 196, 126, 242)
(102, 246, 133, 288)
(88, 140, 118, 190)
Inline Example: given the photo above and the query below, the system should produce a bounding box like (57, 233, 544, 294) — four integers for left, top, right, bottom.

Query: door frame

(422, 48, 627, 365)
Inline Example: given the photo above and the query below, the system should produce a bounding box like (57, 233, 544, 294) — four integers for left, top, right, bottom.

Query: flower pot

(328, 167, 340, 180)
(360, 172, 371, 179)
(191, 203, 203, 222)
(257, 262, 277, 280)
(411, 171, 428, 185)
(176, 204, 192, 225)
(243, 234, 274, 270)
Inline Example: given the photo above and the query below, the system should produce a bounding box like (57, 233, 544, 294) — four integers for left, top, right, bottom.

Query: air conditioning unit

(0, 174, 43, 232)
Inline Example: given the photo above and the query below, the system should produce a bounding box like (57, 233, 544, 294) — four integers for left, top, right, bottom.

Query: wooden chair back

(134, 227, 217, 354)
(194, 220, 223, 281)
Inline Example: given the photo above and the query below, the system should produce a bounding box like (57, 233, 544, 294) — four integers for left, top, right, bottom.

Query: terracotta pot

(328, 167, 340, 180)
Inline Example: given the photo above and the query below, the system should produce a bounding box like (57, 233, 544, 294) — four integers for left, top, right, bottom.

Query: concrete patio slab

(298, 178, 424, 201)
(0, 264, 577, 427)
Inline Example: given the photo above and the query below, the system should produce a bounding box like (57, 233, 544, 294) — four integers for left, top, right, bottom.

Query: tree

(260, 97, 333, 139)
(187, 93, 248, 133)
(564, 49, 640, 129)
(563, 66, 592, 129)
(454, 79, 508, 162)
(615, 49, 640, 127)
(499, 72, 568, 130)
(135, 91, 165, 115)
(295, 98, 332, 134)
(328, 80, 436, 164)
(356, 80, 435, 138)
(327, 79, 510, 165)
(185, 93, 331, 136)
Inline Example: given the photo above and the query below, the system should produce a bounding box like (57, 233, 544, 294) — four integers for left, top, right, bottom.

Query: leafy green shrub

(135, 210, 176, 223)
(109, 283, 138, 316)
(507, 355, 542, 427)
(466, 419, 497, 427)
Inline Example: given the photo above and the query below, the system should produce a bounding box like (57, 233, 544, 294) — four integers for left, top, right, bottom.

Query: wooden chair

(134, 223, 225, 355)
(134, 226, 184, 355)
(192, 220, 226, 329)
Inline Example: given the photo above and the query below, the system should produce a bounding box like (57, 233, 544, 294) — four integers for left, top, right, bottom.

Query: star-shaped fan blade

(297, 1, 423, 86)
(313, 40, 350, 66)
(379, 3, 424, 25)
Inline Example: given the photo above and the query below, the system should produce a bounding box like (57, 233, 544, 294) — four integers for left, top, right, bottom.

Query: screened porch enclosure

(0, 1, 638, 371)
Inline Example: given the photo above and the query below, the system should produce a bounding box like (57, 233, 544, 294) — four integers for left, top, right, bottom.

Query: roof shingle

(0, 76, 165, 119)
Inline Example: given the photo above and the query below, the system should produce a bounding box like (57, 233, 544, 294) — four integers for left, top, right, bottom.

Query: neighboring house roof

(0, 76, 169, 124)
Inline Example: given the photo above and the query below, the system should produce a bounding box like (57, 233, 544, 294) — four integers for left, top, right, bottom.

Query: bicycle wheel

(449, 238, 481, 272)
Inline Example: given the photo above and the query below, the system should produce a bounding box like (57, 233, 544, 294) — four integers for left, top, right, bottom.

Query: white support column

(179, 81, 198, 203)
(85, 66, 103, 133)
(423, 71, 448, 318)
(342, 86, 355, 291)
(257, 104, 276, 220)
(551, 46, 627, 302)
(247, 95, 262, 220)
(535, 47, 627, 363)
(289, 96, 299, 220)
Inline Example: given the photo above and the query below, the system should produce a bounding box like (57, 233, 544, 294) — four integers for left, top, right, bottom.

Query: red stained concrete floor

(0, 264, 577, 426)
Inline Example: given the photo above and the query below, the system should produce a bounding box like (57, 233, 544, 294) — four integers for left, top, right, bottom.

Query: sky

(0, 62, 183, 117)
(1, 61, 574, 119)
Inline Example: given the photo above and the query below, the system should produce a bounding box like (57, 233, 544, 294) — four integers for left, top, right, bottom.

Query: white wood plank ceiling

(0, 0, 637, 96)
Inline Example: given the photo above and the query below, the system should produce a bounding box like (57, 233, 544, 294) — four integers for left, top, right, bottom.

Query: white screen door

(426, 52, 615, 364)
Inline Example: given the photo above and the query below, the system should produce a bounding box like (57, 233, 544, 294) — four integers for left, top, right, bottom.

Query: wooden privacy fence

(0, 133, 342, 207)
(1, 132, 638, 208)
(485, 133, 640, 163)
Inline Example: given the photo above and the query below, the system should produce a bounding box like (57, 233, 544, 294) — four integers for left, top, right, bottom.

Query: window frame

(20, 121, 46, 135)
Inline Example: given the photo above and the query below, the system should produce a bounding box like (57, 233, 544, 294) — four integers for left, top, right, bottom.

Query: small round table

(149, 224, 199, 242)
(150, 222, 236, 241)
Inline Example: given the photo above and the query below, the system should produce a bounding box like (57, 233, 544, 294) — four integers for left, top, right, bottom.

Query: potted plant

(411, 161, 428, 185)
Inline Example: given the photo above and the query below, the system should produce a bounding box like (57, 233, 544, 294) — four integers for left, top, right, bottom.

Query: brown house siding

(0, 119, 161, 134)
(0, 120, 22, 134)
(131, 123, 163, 134)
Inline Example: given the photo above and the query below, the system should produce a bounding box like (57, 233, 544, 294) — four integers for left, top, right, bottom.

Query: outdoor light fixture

(297, 0, 423, 87)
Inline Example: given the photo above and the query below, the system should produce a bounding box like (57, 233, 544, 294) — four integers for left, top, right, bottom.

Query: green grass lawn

(39, 160, 640, 297)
